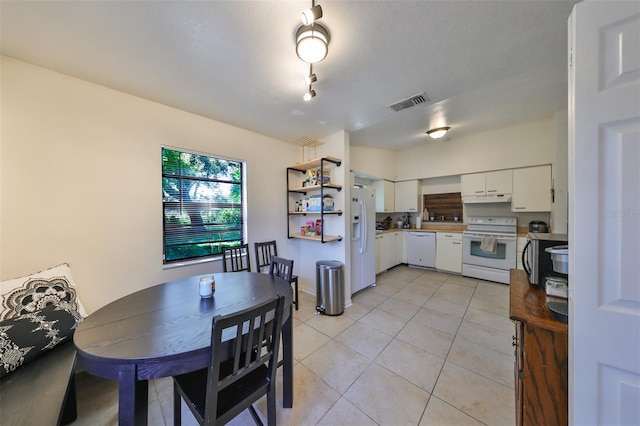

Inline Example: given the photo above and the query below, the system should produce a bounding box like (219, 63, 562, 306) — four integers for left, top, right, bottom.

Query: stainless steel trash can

(316, 260, 344, 316)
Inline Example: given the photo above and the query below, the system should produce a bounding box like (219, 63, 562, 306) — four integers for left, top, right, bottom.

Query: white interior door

(569, 1, 640, 424)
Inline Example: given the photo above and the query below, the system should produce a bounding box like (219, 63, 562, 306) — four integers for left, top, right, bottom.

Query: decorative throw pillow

(0, 263, 87, 321)
(0, 303, 82, 377)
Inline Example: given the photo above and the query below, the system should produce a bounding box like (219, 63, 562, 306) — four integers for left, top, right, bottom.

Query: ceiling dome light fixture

(426, 127, 450, 139)
(302, 4, 323, 25)
(296, 23, 330, 64)
(303, 88, 316, 102)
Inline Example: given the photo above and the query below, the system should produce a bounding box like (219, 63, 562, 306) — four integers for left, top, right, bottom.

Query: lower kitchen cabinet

(377, 231, 401, 272)
(375, 235, 382, 274)
(436, 232, 462, 273)
(510, 269, 568, 426)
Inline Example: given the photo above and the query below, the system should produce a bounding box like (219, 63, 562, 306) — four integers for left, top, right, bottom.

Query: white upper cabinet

(461, 173, 486, 196)
(485, 170, 513, 194)
(372, 180, 395, 213)
(394, 180, 420, 212)
(512, 165, 552, 212)
(462, 170, 512, 196)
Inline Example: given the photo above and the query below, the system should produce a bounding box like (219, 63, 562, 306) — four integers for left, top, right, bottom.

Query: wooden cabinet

(394, 180, 420, 212)
(373, 180, 395, 213)
(512, 165, 552, 212)
(510, 269, 568, 426)
(436, 232, 462, 273)
(287, 157, 343, 242)
(462, 170, 512, 196)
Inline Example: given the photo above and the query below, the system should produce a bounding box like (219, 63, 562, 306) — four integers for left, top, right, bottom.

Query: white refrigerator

(351, 188, 376, 294)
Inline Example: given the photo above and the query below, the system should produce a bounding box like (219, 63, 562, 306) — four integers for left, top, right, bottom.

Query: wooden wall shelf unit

(510, 269, 568, 426)
(423, 192, 463, 222)
(287, 157, 342, 243)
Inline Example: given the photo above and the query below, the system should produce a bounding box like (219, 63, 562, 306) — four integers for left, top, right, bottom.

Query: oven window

(469, 241, 508, 260)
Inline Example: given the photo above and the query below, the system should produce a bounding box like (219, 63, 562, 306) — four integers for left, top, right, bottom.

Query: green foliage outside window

(162, 147, 245, 263)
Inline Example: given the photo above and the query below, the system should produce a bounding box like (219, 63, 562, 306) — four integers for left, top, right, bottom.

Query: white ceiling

(0, 0, 579, 150)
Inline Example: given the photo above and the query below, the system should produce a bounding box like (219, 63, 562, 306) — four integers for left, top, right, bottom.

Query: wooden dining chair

(269, 256, 294, 284)
(254, 241, 278, 273)
(172, 294, 285, 426)
(255, 241, 299, 310)
(222, 244, 251, 272)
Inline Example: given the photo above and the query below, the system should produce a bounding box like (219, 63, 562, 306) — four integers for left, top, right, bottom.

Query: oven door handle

(463, 232, 517, 240)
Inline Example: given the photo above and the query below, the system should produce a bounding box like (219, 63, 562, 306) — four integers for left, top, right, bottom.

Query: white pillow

(0, 263, 87, 320)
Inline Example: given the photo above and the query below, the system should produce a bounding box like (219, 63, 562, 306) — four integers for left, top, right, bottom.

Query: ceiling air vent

(387, 92, 429, 112)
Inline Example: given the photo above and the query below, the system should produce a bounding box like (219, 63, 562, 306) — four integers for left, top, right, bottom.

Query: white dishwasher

(406, 232, 436, 268)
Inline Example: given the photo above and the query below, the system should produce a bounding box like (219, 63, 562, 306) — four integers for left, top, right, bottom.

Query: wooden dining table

(74, 271, 294, 426)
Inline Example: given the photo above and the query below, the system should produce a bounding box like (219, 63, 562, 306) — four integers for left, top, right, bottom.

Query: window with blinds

(162, 147, 245, 264)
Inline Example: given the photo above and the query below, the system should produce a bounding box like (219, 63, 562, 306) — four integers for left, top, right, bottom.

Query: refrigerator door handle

(360, 201, 367, 254)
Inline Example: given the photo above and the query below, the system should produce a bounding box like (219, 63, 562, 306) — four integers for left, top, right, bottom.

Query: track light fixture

(302, 4, 323, 25)
(296, 2, 329, 102)
(303, 88, 316, 102)
(296, 23, 330, 64)
(426, 127, 451, 139)
(303, 64, 317, 86)
(303, 73, 317, 86)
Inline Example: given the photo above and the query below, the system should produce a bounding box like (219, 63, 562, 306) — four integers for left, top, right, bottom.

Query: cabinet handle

(452, 242, 461, 245)
(475, 190, 484, 194)
(514, 206, 526, 210)
(487, 189, 497, 193)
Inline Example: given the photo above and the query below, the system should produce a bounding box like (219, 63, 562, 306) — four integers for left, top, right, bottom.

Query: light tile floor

(73, 266, 516, 425)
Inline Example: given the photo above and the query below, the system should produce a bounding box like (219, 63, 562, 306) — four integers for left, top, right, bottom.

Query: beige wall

(350, 145, 395, 181)
(0, 57, 304, 313)
(395, 116, 557, 180)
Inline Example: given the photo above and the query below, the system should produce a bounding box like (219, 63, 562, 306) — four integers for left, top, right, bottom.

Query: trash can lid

(316, 260, 343, 269)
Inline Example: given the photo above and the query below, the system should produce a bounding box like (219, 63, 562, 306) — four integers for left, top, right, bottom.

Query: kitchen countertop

(376, 223, 467, 234)
(509, 268, 568, 333)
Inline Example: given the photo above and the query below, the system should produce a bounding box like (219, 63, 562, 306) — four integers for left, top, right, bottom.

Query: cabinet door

(379, 234, 394, 271)
(461, 173, 486, 196)
(390, 232, 401, 267)
(436, 233, 462, 273)
(375, 236, 382, 274)
(512, 165, 552, 212)
(373, 180, 395, 213)
(394, 180, 419, 212)
(485, 169, 513, 194)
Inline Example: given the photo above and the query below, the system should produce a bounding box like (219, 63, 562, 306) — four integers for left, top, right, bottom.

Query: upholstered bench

(0, 341, 78, 425)
(0, 263, 87, 425)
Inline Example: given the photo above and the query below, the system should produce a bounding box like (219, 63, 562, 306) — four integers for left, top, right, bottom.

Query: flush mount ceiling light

(296, 23, 330, 64)
(302, 4, 323, 25)
(426, 127, 450, 139)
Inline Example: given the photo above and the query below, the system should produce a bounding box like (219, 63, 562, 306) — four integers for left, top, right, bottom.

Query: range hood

(462, 193, 512, 204)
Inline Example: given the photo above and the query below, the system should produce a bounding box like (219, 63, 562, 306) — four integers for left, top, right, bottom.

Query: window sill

(163, 256, 221, 270)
